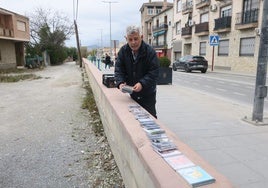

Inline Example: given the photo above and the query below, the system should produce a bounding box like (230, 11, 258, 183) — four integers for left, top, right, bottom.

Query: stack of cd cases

(128, 104, 216, 187)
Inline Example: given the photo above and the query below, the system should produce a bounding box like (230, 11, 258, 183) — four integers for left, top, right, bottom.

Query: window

(199, 42, 206, 55)
(176, 21, 181, 35)
(156, 6, 162, 14)
(244, 0, 259, 11)
(17, 21, 26, 31)
(221, 5, 232, 17)
(242, 0, 259, 23)
(187, 0, 193, 7)
(218, 40, 229, 56)
(200, 13, 208, 23)
(177, 0, 182, 12)
(240, 37, 255, 56)
(147, 7, 154, 15)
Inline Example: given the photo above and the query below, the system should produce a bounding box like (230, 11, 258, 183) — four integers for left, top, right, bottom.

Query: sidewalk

(101, 64, 268, 188)
(156, 82, 268, 188)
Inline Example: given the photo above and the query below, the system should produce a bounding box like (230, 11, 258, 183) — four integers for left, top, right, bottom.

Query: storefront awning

(153, 30, 166, 37)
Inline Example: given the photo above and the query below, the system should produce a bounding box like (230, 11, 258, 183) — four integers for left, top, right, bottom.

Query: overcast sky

(0, 0, 172, 48)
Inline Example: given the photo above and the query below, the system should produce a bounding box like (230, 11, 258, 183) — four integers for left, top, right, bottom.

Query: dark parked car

(172, 55, 208, 73)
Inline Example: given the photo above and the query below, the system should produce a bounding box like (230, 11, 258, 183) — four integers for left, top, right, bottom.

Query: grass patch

(0, 74, 41, 82)
(82, 85, 104, 136)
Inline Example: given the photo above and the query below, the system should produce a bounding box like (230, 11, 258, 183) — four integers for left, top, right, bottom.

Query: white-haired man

(114, 25, 159, 118)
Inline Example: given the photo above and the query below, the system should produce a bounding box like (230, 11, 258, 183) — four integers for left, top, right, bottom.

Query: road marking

(230, 83, 240, 86)
(246, 86, 254, 89)
(233, 92, 245, 96)
(215, 88, 226, 92)
(217, 81, 225, 84)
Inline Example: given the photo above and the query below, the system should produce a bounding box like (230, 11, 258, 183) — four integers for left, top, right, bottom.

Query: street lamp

(102, 1, 118, 57)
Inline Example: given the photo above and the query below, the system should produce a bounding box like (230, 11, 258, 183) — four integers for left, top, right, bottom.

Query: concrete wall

(83, 58, 233, 188)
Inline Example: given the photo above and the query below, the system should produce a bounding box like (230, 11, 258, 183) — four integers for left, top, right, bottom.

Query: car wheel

(201, 69, 207, 73)
(172, 64, 177, 71)
(184, 64, 191, 72)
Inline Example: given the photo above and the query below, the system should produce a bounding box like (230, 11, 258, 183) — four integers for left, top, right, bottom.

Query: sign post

(209, 35, 219, 71)
(252, 0, 268, 123)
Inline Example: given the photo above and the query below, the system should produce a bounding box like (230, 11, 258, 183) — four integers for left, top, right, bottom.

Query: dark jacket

(105, 55, 111, 64)
(114, 41, 159, 98)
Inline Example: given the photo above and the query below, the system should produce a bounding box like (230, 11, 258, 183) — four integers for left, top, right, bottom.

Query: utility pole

(73, 0, 82, 67)
(252, 0, 268, 122)
(102, 1, 118, 57)
(74, 20, 82, 67)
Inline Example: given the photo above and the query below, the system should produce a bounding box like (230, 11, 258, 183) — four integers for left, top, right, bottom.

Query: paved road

(0, 62, 92, 188)
(172, 70, 263, 108)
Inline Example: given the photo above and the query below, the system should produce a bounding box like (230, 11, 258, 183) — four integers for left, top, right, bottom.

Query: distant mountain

(86, 45, 99, 51)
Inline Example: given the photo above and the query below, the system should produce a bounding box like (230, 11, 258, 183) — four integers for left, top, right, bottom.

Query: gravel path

(0, 62, 123, 188)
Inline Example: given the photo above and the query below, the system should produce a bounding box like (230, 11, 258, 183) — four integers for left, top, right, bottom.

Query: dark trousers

(105, 63, 110, 69)
(131, 92, 157, 118)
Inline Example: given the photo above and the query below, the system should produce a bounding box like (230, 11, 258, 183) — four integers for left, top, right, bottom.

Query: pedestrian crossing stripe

(209, 35, 219, 46)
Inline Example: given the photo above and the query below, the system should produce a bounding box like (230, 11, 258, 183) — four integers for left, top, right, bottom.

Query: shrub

(158, 56, 171, 67)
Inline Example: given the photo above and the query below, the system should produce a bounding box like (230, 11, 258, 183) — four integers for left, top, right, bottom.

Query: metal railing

(181, 27, 192, 36)
(235, 9, 259, 25)
(152, 23, 168, 31)
(214, 16, 232, 30)
(195, 22, 209, 33)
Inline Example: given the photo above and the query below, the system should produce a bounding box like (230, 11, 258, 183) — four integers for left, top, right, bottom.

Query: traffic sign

(209, 35, 219, 46)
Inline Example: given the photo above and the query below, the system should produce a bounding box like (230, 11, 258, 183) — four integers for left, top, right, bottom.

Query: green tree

(27, 8, 74, 65)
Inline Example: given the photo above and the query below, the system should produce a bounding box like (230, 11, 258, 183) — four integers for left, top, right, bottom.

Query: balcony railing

(182, 2, 193, 14)
(235, 9, 259, 25)
(152, 23, 168, 32)
(181, 27, 192, 37)
(195, 22, 209, 34)
(195, 0, 210, 9)
(0, 28, 14, 37)
(214, 16, 232, 30)
(152, 41, 166, 48)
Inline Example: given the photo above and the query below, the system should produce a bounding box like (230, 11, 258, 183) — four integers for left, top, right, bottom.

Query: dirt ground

(0, 62, 124, 188)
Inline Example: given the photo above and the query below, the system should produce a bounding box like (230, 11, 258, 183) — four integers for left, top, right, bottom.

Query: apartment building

(173, 0, 264, 73)
(0, 8, 30, 70)
(140, 0, 173, 58)
(141, 0, 263, 73)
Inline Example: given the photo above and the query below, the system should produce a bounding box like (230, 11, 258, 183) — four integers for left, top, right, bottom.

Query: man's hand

(119, 82, 126, 91)
(133, 82, 142, 92)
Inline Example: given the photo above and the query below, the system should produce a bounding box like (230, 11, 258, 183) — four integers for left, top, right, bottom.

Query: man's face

(126, 32, 143, 53)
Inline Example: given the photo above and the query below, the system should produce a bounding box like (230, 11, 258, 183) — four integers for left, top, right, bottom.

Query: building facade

(140, 0, 173, 59)
(141, 0, 264, 73)
(0, 8, 30, 70)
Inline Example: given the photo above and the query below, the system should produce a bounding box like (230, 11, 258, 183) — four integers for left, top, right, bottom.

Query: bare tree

(29, 7, 73, 46)
(26, 7, 75, 64)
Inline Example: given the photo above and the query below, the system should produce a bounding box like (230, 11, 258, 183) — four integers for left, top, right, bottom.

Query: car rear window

(193, 56, 205, 61)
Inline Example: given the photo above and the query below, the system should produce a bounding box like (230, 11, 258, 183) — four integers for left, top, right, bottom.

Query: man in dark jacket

(104, 53, 111, 69)
(114, 25, 159, 118)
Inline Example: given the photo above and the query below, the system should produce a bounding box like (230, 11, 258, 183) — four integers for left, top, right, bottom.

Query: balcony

(195, 22, 209, 36)
(214, 16, 231, 33)
(181, 27, 192, 38)
(152, 41, 167, 49)
(182, 2, 193, 15)
(152, 23, 168, 32)
(0, 28, 14, 37)
(235, 9, 259, 30)
(196, 0, 210, 9)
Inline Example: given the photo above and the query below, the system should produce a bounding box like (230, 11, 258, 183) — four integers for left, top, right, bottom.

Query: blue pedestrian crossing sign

(209, 35, 219, 46)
